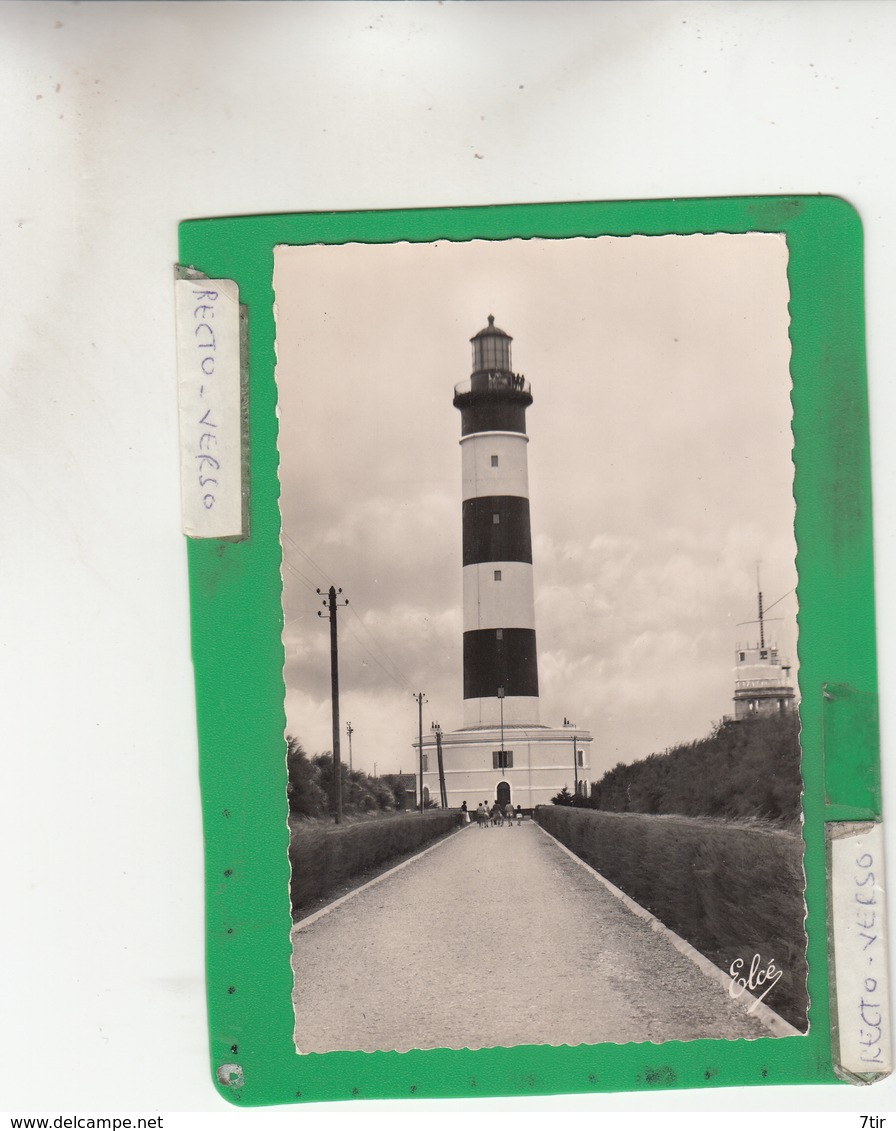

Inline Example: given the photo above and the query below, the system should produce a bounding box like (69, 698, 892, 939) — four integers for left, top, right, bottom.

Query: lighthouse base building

(415, 316, 592, 811)
(418, 724, 592, 811)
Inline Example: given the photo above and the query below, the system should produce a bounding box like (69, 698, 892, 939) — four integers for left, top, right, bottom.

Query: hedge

(535, 806, 808, 1029)
(290, 810, 462, 919)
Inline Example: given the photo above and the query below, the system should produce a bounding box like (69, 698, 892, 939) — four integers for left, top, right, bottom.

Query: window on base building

(492, 750, 513, 769)
(421, 753, 428, 772)
(494, 570, 502, 581)
(491, 455, 499, 467)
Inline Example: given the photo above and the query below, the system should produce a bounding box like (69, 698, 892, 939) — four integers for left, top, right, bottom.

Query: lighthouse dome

(471, 314, 513, 374)
(470, 314, 513, 342)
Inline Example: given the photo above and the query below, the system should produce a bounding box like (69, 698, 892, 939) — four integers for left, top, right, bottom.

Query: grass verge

(289, 809, 462, 920)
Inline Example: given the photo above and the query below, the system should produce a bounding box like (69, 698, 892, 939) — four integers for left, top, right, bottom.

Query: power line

(280, 541, 326, 590)
(282, 532, 335, 589)
(282, 558, 318, 593)
(347, 602, 415, 690)
(341, 617, 415, 696)
(280, 535, 417, 697)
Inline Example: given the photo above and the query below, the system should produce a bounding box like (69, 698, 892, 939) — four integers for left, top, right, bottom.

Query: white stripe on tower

(462, 560, 536, 632)
(453, 317, 540, 729)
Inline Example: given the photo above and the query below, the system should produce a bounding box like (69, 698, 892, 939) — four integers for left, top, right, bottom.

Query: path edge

(535, 822, 803, 1039)
(292, 823, 469, 935)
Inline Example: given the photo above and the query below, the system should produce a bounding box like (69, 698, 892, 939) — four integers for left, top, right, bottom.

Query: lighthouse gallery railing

(454, 371, 531, 398)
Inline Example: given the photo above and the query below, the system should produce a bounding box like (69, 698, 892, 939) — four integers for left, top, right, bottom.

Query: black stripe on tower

(463, 627, 539, 700)
(462, 496, 532, 566)
(459, 399, 528, 437)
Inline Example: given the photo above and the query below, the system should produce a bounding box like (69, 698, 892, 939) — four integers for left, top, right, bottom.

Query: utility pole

(497, 686, 506, 768)
(564, 717, 579, 797)
(318, 586, 348, 824)
(432, 721, 447, 808)
(346, 720, 354, 776)
(414, 692, 426, 812)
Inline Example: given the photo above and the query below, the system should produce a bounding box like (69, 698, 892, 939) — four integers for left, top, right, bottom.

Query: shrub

(290, 809, 462, 918)
(535, 805, 808, 1030)
(286, 736, 327, 818)
(591, 716, 802, 825)
(380, 774, 412, 810)
(286, 736, 400, 819)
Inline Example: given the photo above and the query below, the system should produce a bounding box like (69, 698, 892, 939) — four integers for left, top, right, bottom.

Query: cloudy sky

(273, 234, 797, 781)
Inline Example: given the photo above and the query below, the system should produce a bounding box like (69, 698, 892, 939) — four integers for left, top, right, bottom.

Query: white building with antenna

(733, 581, 796, 720)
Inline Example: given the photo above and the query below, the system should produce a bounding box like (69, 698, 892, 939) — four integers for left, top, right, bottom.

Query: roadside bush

(286, 736, 401, 819)
(592, 715, 802, 825)
(286, 736, 327, 818)
(535, 806, 808, 1030)
(290, 809, 462, 919)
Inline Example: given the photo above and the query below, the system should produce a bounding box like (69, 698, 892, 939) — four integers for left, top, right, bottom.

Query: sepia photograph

(274, 234, 807, 1054)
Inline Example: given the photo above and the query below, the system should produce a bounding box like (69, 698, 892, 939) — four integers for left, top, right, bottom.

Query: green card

(177, 196, 887, 1105)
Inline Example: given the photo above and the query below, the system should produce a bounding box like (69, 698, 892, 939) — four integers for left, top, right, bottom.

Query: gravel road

(291, 820, 771, 1053)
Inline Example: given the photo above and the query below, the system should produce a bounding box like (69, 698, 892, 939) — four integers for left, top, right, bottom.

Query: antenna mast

(756, 562, 765, 649)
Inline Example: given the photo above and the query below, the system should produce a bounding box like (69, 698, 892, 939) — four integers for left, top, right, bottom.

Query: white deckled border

(535, 822, 803, 1039)
(292, 823, 468, 934)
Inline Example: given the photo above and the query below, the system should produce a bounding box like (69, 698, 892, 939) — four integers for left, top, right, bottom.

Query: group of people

(461, 799, 523, 827)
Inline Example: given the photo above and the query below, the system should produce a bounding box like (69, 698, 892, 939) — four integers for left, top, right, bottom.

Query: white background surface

(3, 0, 895, 1119)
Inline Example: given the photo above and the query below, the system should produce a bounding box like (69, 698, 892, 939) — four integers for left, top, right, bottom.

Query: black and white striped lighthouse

(417, 315, 592, 809)
(453, 316, 540, 729)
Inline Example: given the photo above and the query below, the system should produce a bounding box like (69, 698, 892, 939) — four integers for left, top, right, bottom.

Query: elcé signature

(729, 953, 783, 1012)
